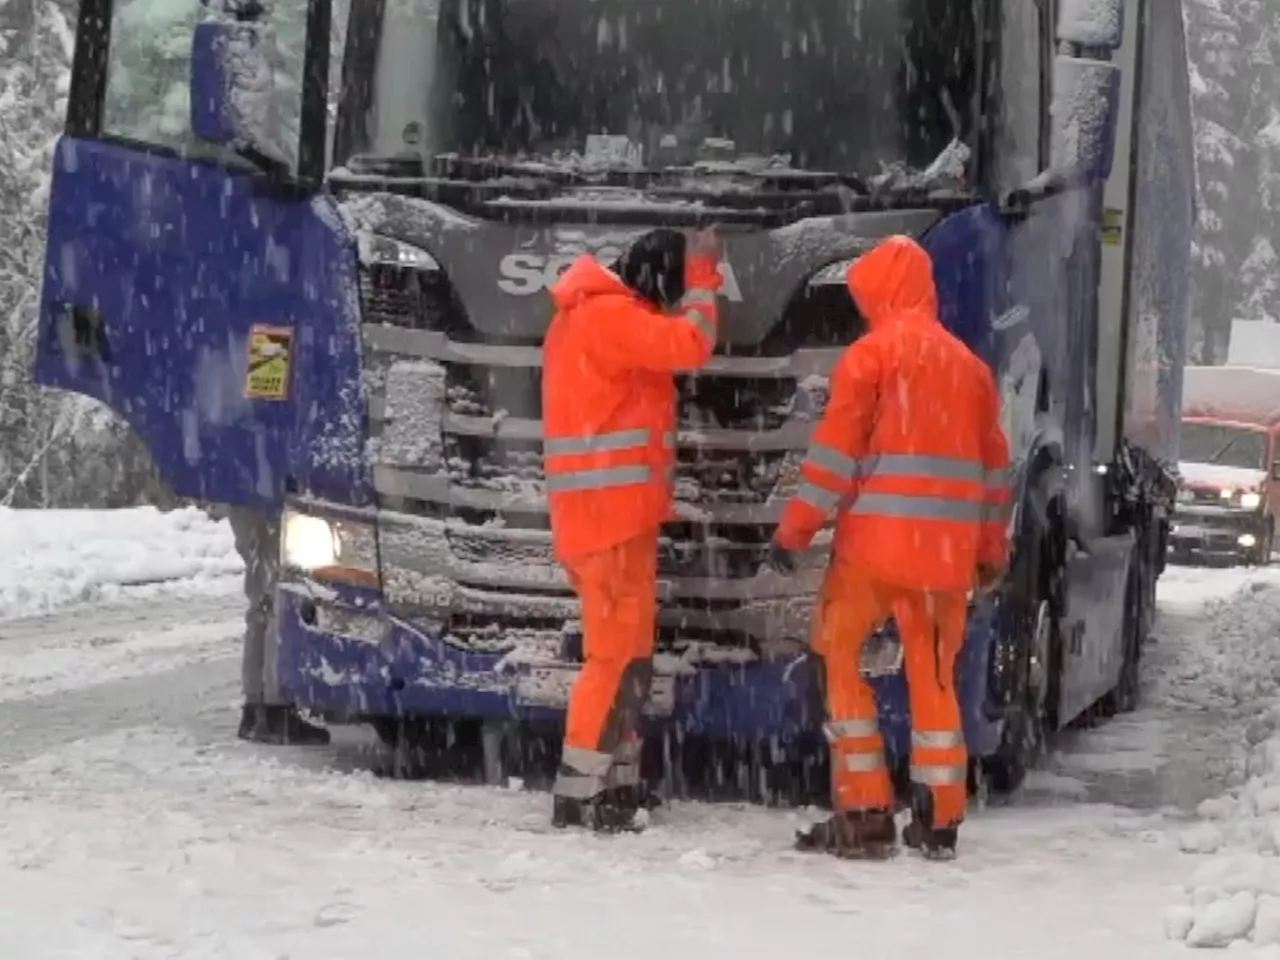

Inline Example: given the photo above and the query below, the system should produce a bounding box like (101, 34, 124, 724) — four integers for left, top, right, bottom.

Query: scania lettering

(35, 0, 1192, 798)
(497, 251, 745, 301)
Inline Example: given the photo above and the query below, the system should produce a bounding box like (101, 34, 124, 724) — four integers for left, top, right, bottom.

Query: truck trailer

(33, 0, 1192, 799)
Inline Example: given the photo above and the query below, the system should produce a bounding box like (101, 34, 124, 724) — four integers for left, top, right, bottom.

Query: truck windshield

(347, 0, 978, 178)
(1180, 422, 1268, 471)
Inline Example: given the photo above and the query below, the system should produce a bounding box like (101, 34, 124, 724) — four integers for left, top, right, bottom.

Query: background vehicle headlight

(281, 508, 379, 586)
(1240, 492, 1262, 510)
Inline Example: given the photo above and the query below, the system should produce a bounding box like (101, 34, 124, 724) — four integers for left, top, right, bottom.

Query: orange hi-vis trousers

(812, 559, 971, 828)
(553, 530, 659, 800)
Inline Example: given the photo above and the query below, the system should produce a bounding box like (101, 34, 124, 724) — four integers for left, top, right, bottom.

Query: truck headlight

(281, 508, 379, 587)
(1240, 492, 1262, 510)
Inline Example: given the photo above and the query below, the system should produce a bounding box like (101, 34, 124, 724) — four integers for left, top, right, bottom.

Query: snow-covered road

(2, 511, 1279, 957)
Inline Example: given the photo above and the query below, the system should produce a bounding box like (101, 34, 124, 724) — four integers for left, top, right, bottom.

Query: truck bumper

(276, 583, 1005, 762)
(1168, 509, 1267, 564)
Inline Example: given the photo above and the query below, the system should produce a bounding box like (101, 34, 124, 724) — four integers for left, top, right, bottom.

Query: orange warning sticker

(244, 323, 294, 401)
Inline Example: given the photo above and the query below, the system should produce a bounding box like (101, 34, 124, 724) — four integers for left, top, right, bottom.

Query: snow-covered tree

(1185, 0, 1280, 361)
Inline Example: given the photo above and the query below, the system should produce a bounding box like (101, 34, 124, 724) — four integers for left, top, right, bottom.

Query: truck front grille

(441, 436, 791, 507)
(444, 365, 797, 433)
(357, 256, 819, 656)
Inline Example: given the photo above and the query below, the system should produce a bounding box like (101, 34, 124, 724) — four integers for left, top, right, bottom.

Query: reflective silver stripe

(662, 431, 676, 448)
(681, 306, 716, 339)
(561, 745, 614, 775)
(797, 480, 842, 512)
(545, 465, 652, 493)
(806, 442, 859, 480)
(824, 718, 881, 742)
(613, 738, 643, 765)
(984, 466, 1014, 488)
(843, 751, 887, 773)
(604, 763, 641, 788)
(857, 453, 986, 484)
(981, 500, 1014, 524)
(910, 763, 968, 786)
(848, 492, 984, 522)
(544, 428, 650, 457)
(912, 729, 965, 750)
(553, 770, 606, 799)
(678, 286, 718, 308)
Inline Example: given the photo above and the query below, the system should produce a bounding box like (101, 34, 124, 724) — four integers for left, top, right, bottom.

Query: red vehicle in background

(1170, 366, 1280, 565)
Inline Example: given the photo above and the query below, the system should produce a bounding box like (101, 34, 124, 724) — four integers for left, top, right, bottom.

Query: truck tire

(985, 597, 1052, 794)
(1111, 553, 1147, 714)
(984, 486, 1065, 796)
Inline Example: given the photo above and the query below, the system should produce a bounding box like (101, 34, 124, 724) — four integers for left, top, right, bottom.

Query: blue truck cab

(34, 0, 1191, 797)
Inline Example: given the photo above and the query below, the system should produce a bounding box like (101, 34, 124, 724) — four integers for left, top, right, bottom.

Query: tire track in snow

(1045, 565, 1280, 812)
(0, 594, 243, 705)
(0, 594, 245, 765)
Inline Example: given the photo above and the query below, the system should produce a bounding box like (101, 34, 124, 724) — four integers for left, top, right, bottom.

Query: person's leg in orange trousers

(552, 530, 659, 831)
(894, 588, 970, 858)
(794, 558, 899, 858)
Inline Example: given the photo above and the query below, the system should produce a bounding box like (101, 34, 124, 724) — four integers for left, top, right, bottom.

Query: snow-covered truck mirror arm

(1001, 0, 1122, 214)
(189, 0, 292, 178)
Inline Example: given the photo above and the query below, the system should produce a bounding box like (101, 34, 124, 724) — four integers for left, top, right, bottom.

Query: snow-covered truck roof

(1181, 365, 1280, 426)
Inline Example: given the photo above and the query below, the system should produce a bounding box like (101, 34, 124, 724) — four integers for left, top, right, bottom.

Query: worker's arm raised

(583, 252, 723, 372)
(774, 340, 881, 552)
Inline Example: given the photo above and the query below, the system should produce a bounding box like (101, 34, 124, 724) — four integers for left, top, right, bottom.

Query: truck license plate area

(515, 664, 676, 717)
(860, 635, 904, 677)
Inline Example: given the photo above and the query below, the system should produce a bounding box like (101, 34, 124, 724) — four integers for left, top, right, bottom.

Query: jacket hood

(846, 234, 939, 328)
(549, 254, 632, 311)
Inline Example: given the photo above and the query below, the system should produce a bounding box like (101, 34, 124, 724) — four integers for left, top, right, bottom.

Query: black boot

(902, 785, 959, 860)
(249, 705, 331, 746)
(551, 793, 648, 834)
(794, 808, 897, 860)
(237, 704, 260, 741)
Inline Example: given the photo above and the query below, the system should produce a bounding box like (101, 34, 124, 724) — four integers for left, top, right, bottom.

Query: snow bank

(0, 506, 241, 621)
(1164, 575, 1280, 948)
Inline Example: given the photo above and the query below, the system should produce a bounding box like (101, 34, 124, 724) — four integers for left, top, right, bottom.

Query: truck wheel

(985, 598, 1052, 794)
(1112, 558, 1147, 714)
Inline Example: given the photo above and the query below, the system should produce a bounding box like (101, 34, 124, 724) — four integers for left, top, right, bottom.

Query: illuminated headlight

(357, 234, 439, 271)
(281, 508, 378, 586)
(1220, 488, 1234, 501)
(808, 258, 858, 287)
(1240, 492, 1262, 510)
(1239, 533, 1258, 548)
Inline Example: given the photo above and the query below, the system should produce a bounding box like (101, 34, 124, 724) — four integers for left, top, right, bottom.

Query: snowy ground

(1, 510, 1279, 957)
(0, 505, 241, 620)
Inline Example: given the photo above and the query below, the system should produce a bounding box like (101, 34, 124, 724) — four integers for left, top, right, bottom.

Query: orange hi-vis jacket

(542, 252, 723, 561)
(775, 235, 1013, 592)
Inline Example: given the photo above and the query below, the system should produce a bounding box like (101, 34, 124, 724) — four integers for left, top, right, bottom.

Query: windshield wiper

(1207, 437, 1241, 465)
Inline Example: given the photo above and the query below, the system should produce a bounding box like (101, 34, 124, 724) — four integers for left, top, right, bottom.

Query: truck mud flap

(515, 663, 676, 718)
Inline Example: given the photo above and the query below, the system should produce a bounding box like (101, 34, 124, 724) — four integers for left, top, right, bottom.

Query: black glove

(763, 541, 797, 575)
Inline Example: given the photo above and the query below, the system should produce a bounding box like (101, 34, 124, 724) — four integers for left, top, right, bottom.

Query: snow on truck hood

(1177, 461, 1267, 491)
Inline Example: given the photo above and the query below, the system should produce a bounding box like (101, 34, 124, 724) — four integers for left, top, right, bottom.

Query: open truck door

(33, 0, 370, 509)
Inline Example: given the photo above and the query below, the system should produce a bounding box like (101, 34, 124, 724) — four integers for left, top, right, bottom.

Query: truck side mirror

(189, 18, 287, 173)
(1271, 460, 1280, 481)
(1049, 56, 1121, 184)
(1002, 52, 1122, 211)
(1057, 0, 1123, 47)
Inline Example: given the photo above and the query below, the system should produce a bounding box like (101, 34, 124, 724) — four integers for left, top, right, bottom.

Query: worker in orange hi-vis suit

(764, 234, 1012, 860)
(542, 227, 723, 833)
